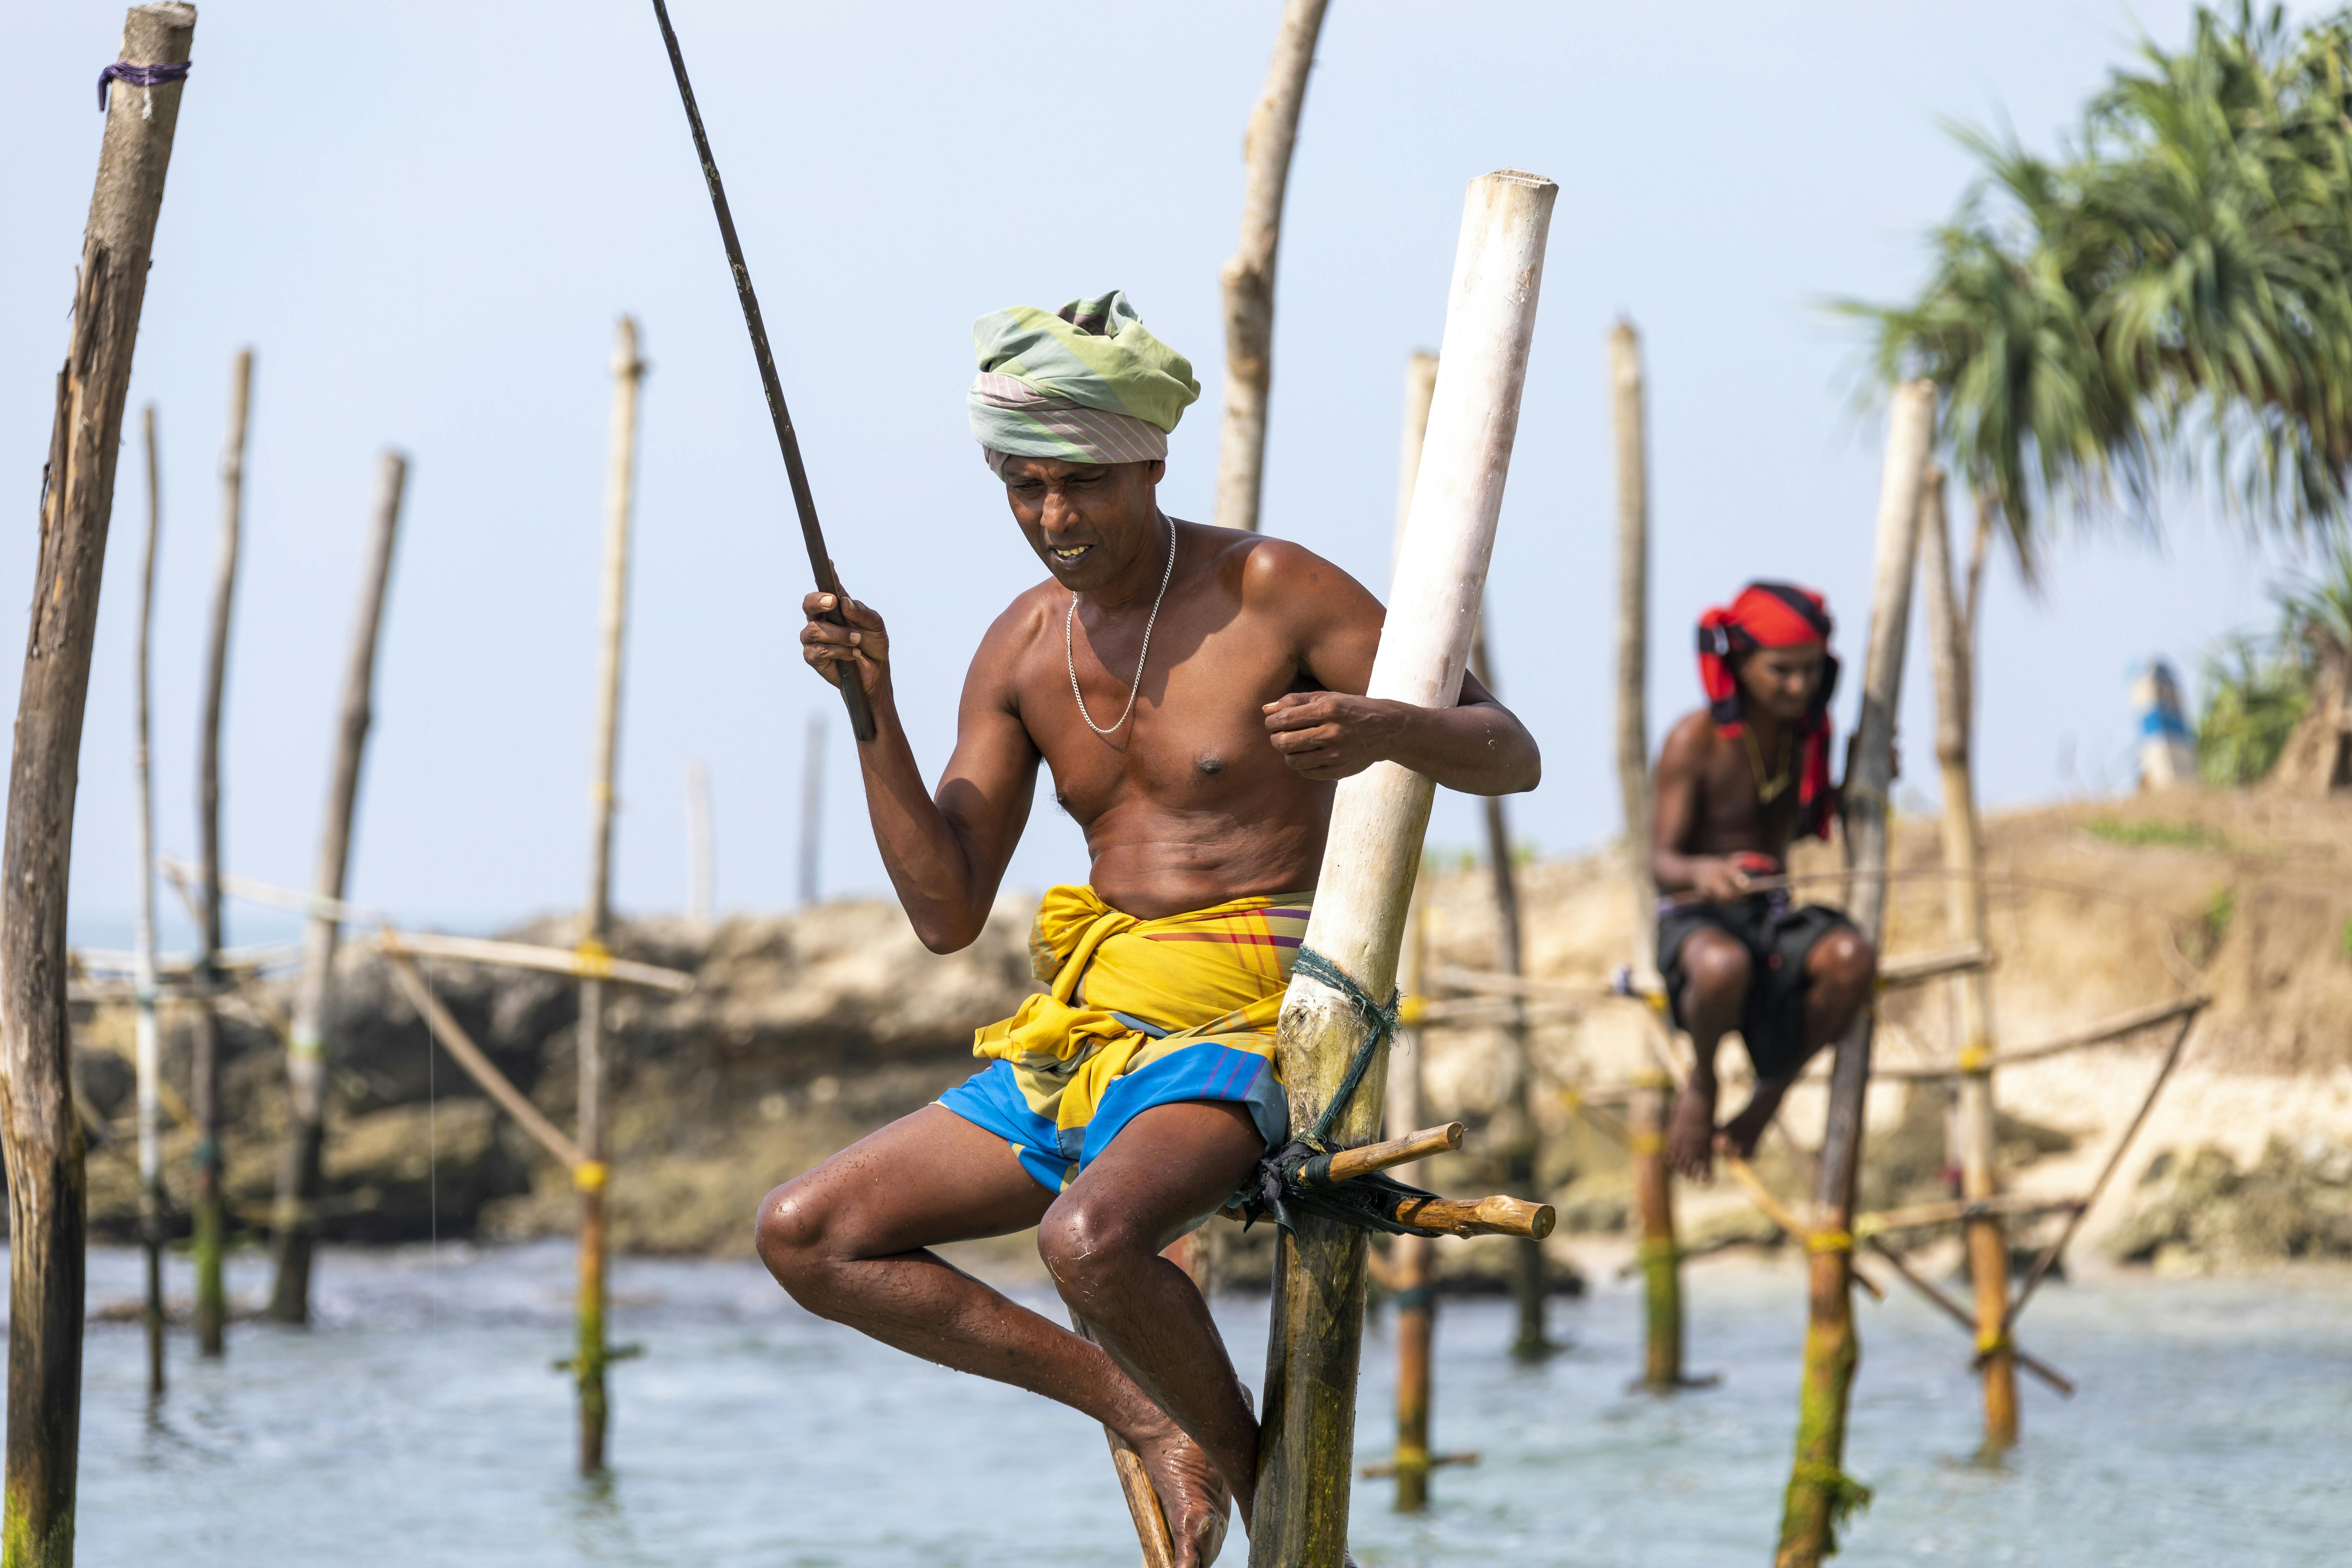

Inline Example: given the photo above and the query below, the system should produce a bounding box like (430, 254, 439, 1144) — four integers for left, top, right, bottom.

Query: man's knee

(1036, 1192, 1153, 1301)
(754, 1176, 853, 1315)
(1812, 928, 1876, 995)
(1681, 932, 1753, 1007)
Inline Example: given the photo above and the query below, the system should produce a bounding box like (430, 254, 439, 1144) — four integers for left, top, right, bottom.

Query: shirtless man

(755, 291, 1538, 1566)
(1650, 581, 1876, 1182)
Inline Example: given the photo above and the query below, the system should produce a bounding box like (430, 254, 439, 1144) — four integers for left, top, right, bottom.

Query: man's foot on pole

(1666, 1081, 1719, 1182)
(1127, 1414, 1232, 1567)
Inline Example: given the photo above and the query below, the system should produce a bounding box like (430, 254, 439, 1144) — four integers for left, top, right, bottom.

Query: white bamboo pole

(1917, 464, 2017, 1450)
(1777, 379, 1935, 1568)
(134, 403, 166, 1400)
(1212, 0, 1331, 534)
(1252, 168, 1556, 1568)
(685, 760, 714, 924)
(798, 713, 824, 908)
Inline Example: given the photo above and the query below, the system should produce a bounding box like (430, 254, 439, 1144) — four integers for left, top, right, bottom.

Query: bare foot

(1716, 1096, 1777, 1164)
(1666, 1082, 1718, 1182)
(1126, 1411, 1232, 1567)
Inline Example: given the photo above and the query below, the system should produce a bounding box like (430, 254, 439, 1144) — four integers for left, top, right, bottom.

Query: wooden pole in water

(1212, 0, 1330, 534)
(798, 713, 822, 908)
(1611, 321, 1681, 1388)
(1252, 168, 1555, 1568)
(133, 405, 167, 1400)
(1916, 466, 2017, 1452)
(576, 316, 645, 1476)
(1388, 889, 1436, 1513)
(1467, 631, 1548, 1358)
(267, 450, 406, 1323)
(7, 6, 196, 1554)
(192, 346, 248, 1357)
(1775, 379, 1934, 1568)
(684, 761, 714, 924)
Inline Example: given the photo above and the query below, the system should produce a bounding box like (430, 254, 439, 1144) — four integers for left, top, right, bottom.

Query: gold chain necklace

(1744, 724, 1792, 805)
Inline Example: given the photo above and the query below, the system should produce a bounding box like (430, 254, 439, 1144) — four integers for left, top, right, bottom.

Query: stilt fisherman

(757, 292, 1539, 1565)
(1651, 581, 1878, 1181)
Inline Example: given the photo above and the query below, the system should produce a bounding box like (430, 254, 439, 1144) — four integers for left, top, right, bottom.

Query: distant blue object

(2132, 659, 2199, 789)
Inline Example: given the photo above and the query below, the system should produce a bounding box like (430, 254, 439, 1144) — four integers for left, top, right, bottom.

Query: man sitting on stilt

(756, 291, 1539, 1566)
(1650, 581, 1877, 1182)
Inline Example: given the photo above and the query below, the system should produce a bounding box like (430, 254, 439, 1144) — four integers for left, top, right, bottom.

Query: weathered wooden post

(267, 450, 406, 1323)
(1252, 168, 1555, 1568)
(1387, 889, 1438, 1513)
(1467, 631, 1549, 1359)
(1610, 320, 1681, 1388)
(1775, 379, 1935, 1568)
(1916, 465, 2017, 1452)
(133, 405, 167, 1400)
(191, 346, 248, 1357)
(797, 713, 822, 908)
(684, 761, 714, 924)
(573, 316, 644, 1475)
(1212, 0, 1330, 534)
(7, 6, 195, 1555)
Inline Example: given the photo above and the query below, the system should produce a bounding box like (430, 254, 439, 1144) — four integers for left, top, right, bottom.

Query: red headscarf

(1696, 582, 1840, 839)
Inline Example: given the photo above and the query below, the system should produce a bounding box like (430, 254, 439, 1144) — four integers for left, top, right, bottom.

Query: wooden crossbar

(1875, 942, 1994, 990)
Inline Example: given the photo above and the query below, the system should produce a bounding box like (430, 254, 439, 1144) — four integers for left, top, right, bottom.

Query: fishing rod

(648, 0, 877, 743)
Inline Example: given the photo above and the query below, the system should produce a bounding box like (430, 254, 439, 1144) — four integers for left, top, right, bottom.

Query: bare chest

(1695, 729, 1802, 853)
(1012, 596, 1315, 821)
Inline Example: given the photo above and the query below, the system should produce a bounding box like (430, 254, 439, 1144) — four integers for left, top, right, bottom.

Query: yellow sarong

(938, 884, 1309, 1190)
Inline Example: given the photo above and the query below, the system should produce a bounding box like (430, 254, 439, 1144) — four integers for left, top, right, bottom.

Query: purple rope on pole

(98, 60, 190, 110)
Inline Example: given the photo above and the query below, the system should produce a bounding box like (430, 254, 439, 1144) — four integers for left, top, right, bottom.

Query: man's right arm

(802, 589, 1040, 953)
(1651, 713, 1749, 903)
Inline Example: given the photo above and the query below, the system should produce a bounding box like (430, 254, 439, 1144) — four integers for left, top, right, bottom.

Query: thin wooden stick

(1855, 1193, 2081, 1236)
(134, 402, 167, 1400)
(1778, 379, 1934, 1568)
(1610, 320, 1660, 990)
(1360, 1451, 1478, 1479)
(269, 450, 406, 1323)
(1412, 995, 1581, 1028)
(573, 314, 645, 1476)
(1721, 1157, 1885, 1303)
(6, 8, 195, 1548)
(685, 760, 715, 924)
(192, 344, 250, 1359)
(1213, 0, 1331, 534)
(1862, 1240, 2074, 1396)
(1874, 941, 1994, 989)
(1863, 995, 2208, 1081)
(380, 943, 584, 1170)
(1388, 881, 1435, 1515)
(799, 713, 823, 908)
(2003, 1010, 2199, 1332)
(1254, 170, 1555, 1568)
(1314, 1123, 1465, 1184)
(1387, 1195, 1554, 1240)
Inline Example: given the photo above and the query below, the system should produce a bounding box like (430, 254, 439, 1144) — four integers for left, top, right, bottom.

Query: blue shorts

(938, 1041, 1287, 1193)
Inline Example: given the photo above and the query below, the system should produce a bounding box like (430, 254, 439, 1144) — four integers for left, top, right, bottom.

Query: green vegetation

(2338, 913, 2352, 963)
(1850, 4, 2352, 564)
(2197, 534, 2352, 783)
(2082, 816, 2227, 849)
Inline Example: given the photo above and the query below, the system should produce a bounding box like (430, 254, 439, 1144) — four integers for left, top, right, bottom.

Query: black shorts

(1657, 895, 1855, 1083)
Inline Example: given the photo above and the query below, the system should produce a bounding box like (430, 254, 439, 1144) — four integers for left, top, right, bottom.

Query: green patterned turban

(968, 291, 1200, 472)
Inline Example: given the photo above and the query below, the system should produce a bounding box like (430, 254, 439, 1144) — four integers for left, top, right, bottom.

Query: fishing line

(425, 961, 440, 1337)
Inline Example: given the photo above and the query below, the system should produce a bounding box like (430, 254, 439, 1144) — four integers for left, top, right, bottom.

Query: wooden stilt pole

(1386, 357, 1441, 1512)
(1212, 0, 1330, 534)
(1468, 631, 1549, 1359)
(1389, 889, 1436, 1513)
(685, 761, 714, 924)
(1611, 321, 1681, 1388)
(1252, 168, 1555, 1568)
(576, 316, 645, 1476)
(7, 7, 195, 1555)
(797, 713, 822, 908)
(191, 345, 248, 1358)
(1917, 466, 2017, 1453)
(133, 405, 167, 1401)
(267, 449, 406, 1323)
(1775, 380, 1935, 1568)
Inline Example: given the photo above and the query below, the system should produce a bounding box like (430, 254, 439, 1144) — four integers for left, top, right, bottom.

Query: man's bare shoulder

(1216, 528, 1380, 619)
(1660, 708, 1721, 764)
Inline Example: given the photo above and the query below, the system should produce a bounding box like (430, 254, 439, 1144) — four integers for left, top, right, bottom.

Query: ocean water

(75, 1242, 2350, 1566)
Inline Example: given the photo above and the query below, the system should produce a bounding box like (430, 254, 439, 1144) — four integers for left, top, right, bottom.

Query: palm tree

(1851, 3, 2352, 603)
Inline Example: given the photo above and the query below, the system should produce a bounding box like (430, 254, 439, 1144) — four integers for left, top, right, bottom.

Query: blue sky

(2, 2, 2306, 944)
